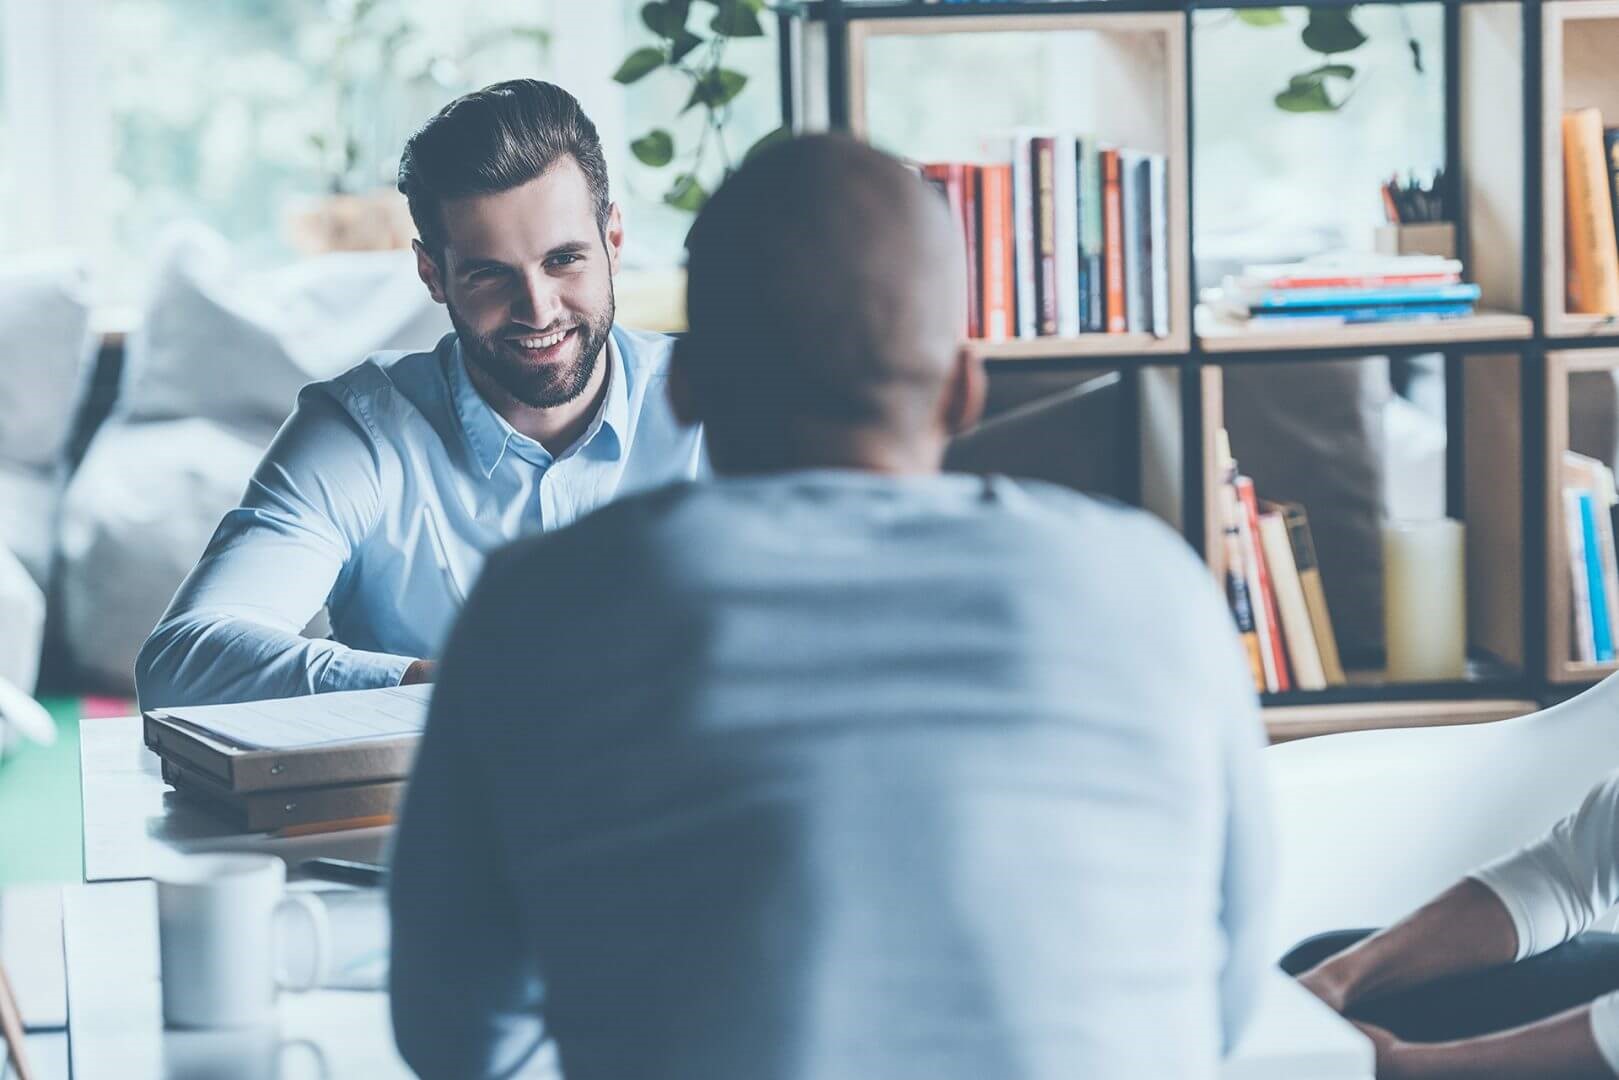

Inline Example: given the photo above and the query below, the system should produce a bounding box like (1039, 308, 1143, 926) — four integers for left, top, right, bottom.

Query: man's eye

(468, 267, 505, 283)
(548, 254, 582, 269)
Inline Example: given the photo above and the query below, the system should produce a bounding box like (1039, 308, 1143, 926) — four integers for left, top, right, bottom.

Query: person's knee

(1279, 928, 1379, 975)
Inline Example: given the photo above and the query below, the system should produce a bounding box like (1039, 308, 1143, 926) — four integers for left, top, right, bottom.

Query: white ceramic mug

(156, 853, 330, 1029)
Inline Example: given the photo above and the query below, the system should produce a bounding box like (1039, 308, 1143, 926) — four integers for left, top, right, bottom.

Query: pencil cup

(1373, 222, 1456, 260)
(155, 853, 330, 1028)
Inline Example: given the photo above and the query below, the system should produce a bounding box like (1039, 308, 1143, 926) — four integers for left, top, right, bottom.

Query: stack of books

(142, 685, 430, 834)
(919, 134, 1170, 343)
(1204, 254, 1479, 329)
(1217, 430, 1346, 694)
(1563, 451, 1619, 664)
(1562, 107, 1619, 315)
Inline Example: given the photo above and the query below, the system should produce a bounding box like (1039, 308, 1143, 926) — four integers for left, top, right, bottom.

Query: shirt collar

(451, 330, 627, 478)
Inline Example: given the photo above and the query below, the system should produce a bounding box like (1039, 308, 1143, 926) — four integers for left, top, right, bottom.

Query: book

(921, 162, 983, 340)
(161, 756, 404, 833)
(1120, 150, 1147, 334)
(1580, 490, 1615, 661)
(1011, 131, 1038, 338)
(921, 163, 968, 339)
(1148, 154, 1169, 340)
(1606, 128, 1619, 296)
(1277, 501, 1347, 686)
(1243, 302, 1476, 324)
(1101, 147, 1125, 333)
(1231, 255, 1463, 289)
(1077, 139, 1103, 332)
(979, 163, 1015, 341)
(1054, 132, 1081, 337)
(1221, 480, 1266, 692)
(1564, 451, 1619, 663)
(1566, 488, 1596, 662)
(142, 685, 429, 793)
(1235, 474, 1289, 692)
(1258, 510, 1327, 691)
(1232, 283, 1482, 310)
(1033, 135, 1059, 336)
(1563, 108, 1619, 314)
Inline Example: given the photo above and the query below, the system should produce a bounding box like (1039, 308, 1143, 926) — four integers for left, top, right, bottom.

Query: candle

(1382, 518, 1467, 682)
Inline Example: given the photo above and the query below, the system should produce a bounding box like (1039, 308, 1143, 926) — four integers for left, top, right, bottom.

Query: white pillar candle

(1382, 518, 1467, 682)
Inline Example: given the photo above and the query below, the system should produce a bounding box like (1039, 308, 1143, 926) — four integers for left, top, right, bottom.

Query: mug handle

(274, 893, 331, 993)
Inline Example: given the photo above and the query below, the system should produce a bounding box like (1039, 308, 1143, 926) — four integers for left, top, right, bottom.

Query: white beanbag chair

(0, 462, 60, 590)
(0, 251, 94, 470)
(0, 542, 44, 696)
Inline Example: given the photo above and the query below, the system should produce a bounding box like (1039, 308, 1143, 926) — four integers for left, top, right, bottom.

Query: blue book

(1247, 302, 1475, 324)
(1247, 283, 1481, 310)
(1581, 491, 1615, 662)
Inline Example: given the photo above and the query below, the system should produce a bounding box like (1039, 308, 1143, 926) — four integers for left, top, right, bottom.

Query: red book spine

(979, 164, 1014, 341)
(1265, 272, 1460, 290)
(962, 164, 982, 339)
(1237, 475, 1292, 692)
(1101, 149, 1126, 334)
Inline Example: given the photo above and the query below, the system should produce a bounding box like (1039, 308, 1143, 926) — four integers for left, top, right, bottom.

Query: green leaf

(1235, 8, 1286, 27)
(743, 125, 791, 164)
(683, 68, 748, 112)
(665, 173, 708, 213)
(613, 47, 665, 84)
(631, 130, 676, 167)
(1275, 81, 1337, 112)
(1297, 62, 1355, 82)
(711, 0, 765, 37)
(670, 29, 704, 62)
(641, 0, 691, 40)
(1301, 9, 1367, 55)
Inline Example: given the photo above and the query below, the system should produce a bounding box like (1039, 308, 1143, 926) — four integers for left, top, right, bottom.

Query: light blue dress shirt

(391, 471, 1272, 1080)
(135, 326, 705, 710)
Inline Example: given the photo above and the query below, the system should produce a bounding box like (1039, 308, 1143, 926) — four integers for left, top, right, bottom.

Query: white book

(1119, 150, 1146, 334)
(1149, 154, 1170, 339)
(1054, 132, 1081, 337)
(1010, 131, 1038, 339)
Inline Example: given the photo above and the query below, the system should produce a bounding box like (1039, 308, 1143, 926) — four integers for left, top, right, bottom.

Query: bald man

(390, 135, 1272, 1080)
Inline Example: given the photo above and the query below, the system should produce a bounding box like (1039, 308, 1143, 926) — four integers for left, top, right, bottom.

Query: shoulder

(985, 475, 1202, 569)
(611, 325, 675, 382)
(295, 334, 453, 439)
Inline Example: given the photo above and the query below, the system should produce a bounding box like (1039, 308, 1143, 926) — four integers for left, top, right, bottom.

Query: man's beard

(451, 294, 614, 410)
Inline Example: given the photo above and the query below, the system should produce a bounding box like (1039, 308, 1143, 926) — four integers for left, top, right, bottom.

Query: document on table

(154, 685, 432, 751)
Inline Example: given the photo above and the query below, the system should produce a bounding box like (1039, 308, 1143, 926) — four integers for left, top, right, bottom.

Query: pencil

(0, 962, 34, 1080)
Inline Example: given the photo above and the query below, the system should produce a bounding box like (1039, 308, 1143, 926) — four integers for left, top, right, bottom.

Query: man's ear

(941, 347, 986, 437)
(667, 336, 701, 427)
(603, 203, 625, 277)
(414, 240, 447, 304)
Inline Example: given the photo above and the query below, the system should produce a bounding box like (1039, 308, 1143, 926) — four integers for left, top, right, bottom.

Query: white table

(74, 716, 1370, 1078)
(79, 716, 391, 882)
(61, 881, 410, 1080)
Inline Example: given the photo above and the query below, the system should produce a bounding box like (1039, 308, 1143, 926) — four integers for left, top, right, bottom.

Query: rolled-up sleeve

(1470, 770, 1619, 962)
(135, 384, 411, 709)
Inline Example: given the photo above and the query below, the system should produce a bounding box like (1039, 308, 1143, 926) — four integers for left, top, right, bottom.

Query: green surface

(0, 697, 82, 886)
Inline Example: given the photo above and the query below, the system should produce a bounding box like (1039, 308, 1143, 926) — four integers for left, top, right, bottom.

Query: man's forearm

(1385, 1006, 1613, 1079)
(1301, 878, 1518, 1012)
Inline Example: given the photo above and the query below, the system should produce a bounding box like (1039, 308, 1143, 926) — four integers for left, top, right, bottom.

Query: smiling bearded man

(135, 79, 707, 713)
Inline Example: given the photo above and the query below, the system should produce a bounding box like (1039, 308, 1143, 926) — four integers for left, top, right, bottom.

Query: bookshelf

(782, 0, 1599, 740)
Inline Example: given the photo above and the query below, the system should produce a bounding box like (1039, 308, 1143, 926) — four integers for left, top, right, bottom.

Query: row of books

(1563, 451, 1619, 663)
(919, 134, 1171, 343)
(1562, 108, 1619, 315)
(1202, 253, 1479, 328)
(143, 686, 426, 834)
(1217, 430, 1346, 694)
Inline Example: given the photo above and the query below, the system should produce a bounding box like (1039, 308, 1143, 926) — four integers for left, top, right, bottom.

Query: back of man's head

(675, 134, 977, 475)
(397, 79, 610, 265)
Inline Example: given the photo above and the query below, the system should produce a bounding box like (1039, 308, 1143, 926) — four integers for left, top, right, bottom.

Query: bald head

(673, 134, 980, 475)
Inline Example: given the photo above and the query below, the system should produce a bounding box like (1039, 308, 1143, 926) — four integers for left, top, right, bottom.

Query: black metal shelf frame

(778, 0, 1591, 712)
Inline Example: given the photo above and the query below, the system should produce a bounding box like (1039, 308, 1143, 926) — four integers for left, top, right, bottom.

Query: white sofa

(1266, 676, 1619, 960)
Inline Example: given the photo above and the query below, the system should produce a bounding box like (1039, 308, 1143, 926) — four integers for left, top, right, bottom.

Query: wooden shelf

(1264, 698, 1536, 744)
(1195, 308, 1533, 355)
(966, 332, 1186, 362)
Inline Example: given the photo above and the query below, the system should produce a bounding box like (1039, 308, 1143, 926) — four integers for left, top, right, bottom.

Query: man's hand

(400, 659, 438, 686)
(1298, 964, 1351, 1015)
(1353, 1021, 1419, 1080)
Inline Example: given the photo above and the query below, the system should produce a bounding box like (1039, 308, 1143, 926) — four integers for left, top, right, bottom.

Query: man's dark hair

(397, 79, 611, 262)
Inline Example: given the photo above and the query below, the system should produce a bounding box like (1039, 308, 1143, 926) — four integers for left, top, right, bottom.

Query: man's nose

(513, 268, 564, 326)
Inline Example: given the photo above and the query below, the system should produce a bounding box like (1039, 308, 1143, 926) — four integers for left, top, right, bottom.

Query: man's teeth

(515, 329, 570, 349)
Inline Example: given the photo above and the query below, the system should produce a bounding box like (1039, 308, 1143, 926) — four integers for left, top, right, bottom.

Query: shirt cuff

(1469, 844, 1573, 962)
(1590, 991, 1619, 1076)
(315, 645, 416, 695)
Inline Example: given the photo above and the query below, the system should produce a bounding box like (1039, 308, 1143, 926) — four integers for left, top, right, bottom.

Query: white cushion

(0, 542, 44, 695)
(56, 418, 263, 692)
(0, 462, 59, 590)
(118, 225, 450, 440)
(0, 251, 93, 468)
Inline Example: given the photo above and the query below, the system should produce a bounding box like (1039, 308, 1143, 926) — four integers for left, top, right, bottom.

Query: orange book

(1564, 108, 1619, 314)
(1236, 475, 1291, 693)
(979, 163, 1016, 342)
(1101, 149, 1126, 333)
